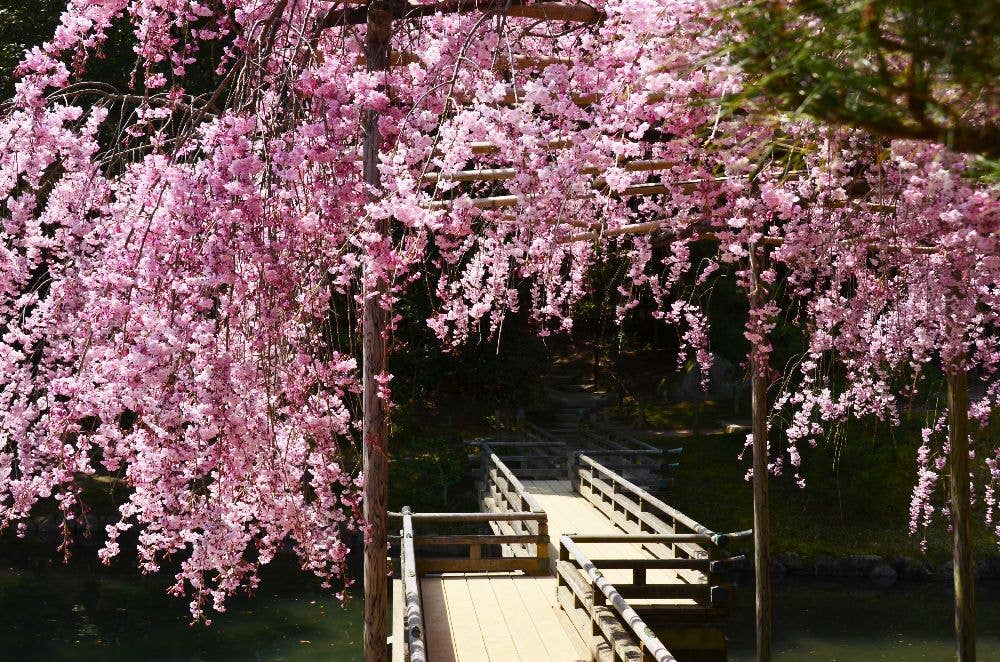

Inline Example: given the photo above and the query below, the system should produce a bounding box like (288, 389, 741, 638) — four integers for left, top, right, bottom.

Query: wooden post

(748, 246, 772, 662)
(362, 3, 392, 661)
(948, 368, 975, 661)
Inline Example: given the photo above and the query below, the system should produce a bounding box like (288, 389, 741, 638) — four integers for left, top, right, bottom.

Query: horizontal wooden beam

(422, 159, 673, 184)
(411, 556, 546, 573)
(568, 533, 714, 544)
(585, 557, 712, 570)
(405, 534, 543, 545)
(615, 583, 711, 601)
(323, 0, 602, 27)
(388, 510, 545, 522)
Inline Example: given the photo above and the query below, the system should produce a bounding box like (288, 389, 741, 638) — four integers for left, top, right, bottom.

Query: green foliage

(729, 0, 999, 159)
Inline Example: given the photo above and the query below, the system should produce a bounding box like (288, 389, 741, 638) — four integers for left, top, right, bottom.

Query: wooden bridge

(390, 418, 750, 662)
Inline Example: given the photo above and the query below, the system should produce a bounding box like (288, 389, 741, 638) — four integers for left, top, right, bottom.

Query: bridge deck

(522, 479, 700, 607)
(416, 572, 589, 661)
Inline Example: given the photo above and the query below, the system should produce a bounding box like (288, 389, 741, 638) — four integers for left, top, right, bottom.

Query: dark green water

(2, 561, 999, 661)
(0, 562, 362, 661)
(727, 579, 1000, 661)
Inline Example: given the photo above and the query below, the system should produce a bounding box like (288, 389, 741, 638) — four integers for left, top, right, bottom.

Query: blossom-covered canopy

(1, 0, 996, 617)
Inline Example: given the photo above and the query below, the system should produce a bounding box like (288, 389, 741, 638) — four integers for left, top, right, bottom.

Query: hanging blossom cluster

(1, 0, 997, 617)
(761, 136, 999, 541)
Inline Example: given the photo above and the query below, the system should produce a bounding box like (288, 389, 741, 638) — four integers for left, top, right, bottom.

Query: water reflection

(728, 578, 1000, 661)
(0, 562, 361, 661)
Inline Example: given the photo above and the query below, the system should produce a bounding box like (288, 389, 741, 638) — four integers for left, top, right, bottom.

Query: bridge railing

(558, 453, 749, 659)
(478, 443, 550, 565)
(558, 533, 680, 662)
(397, 508, 427, 662)
(468, 418, 680, 487)
(467, 431, 568, 480)
(579, 421, 682, 492)
(391, 450, 549, 574)
(390, 509, 548, 574)
(570, 453, 750, 611)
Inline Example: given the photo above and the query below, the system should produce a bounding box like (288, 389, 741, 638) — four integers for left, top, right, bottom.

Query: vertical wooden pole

(948, 367, 975, 661)
(749, 246, 772, 662)
(363, 3, 392, 662)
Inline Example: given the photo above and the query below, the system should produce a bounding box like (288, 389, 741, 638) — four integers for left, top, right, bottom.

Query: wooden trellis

(345, 1, 981, 661)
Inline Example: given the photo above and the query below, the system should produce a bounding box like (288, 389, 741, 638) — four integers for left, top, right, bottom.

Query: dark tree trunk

(749, 247, 772, 662)
(362, 4, 392, 661)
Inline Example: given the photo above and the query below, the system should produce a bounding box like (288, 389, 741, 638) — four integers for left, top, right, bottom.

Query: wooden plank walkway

(523, 479, 700, 607)
(417, 572, 589, 661)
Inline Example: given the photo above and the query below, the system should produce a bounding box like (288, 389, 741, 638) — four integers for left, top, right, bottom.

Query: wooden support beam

(749, 245, 772, 662)
(421, 160, 673, 184)
(324, 0, 602, 27)
(463, 138, 574, 155)
(362, 4, 393, 662)
(389, 510, 545, 522)
(948, 368, 976, 661)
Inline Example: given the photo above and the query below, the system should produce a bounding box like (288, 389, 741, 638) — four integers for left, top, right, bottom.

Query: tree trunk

(749, 247, 772, 662)
(363, 4, 392, 662)
(948, 368, 975, 661)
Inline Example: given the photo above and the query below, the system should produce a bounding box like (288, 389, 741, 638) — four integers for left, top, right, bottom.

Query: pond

(2, 560, 999, 661)
(727, 578, 1000, 661)
(0, 560, 362, 662)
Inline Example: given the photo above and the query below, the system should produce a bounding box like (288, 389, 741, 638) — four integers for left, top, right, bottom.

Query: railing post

(536, 516, 549, 571)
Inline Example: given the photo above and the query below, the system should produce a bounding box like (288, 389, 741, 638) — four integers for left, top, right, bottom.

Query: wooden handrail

(576, 453, 719, 540)
(578, 448, 662, 456)
(478, 447, 551, 566)
(484, 450, 545, 513)
(466, 439, 566, 447)
(560, 535, 678, 662)
(568, 533, 715, 543)
(389, 510, 545, 522)
(400, 508, 427, 662)
(584, 421, 663, 453)
(401, 534, 544, 545)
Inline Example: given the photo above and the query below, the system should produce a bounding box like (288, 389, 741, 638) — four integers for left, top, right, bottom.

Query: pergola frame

(348, 2, 979, 661)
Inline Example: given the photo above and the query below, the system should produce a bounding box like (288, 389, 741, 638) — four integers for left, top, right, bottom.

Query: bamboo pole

(948, 368, 976, 661)
(748, 245, 772, 662)
(362, 3, 392, 661)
